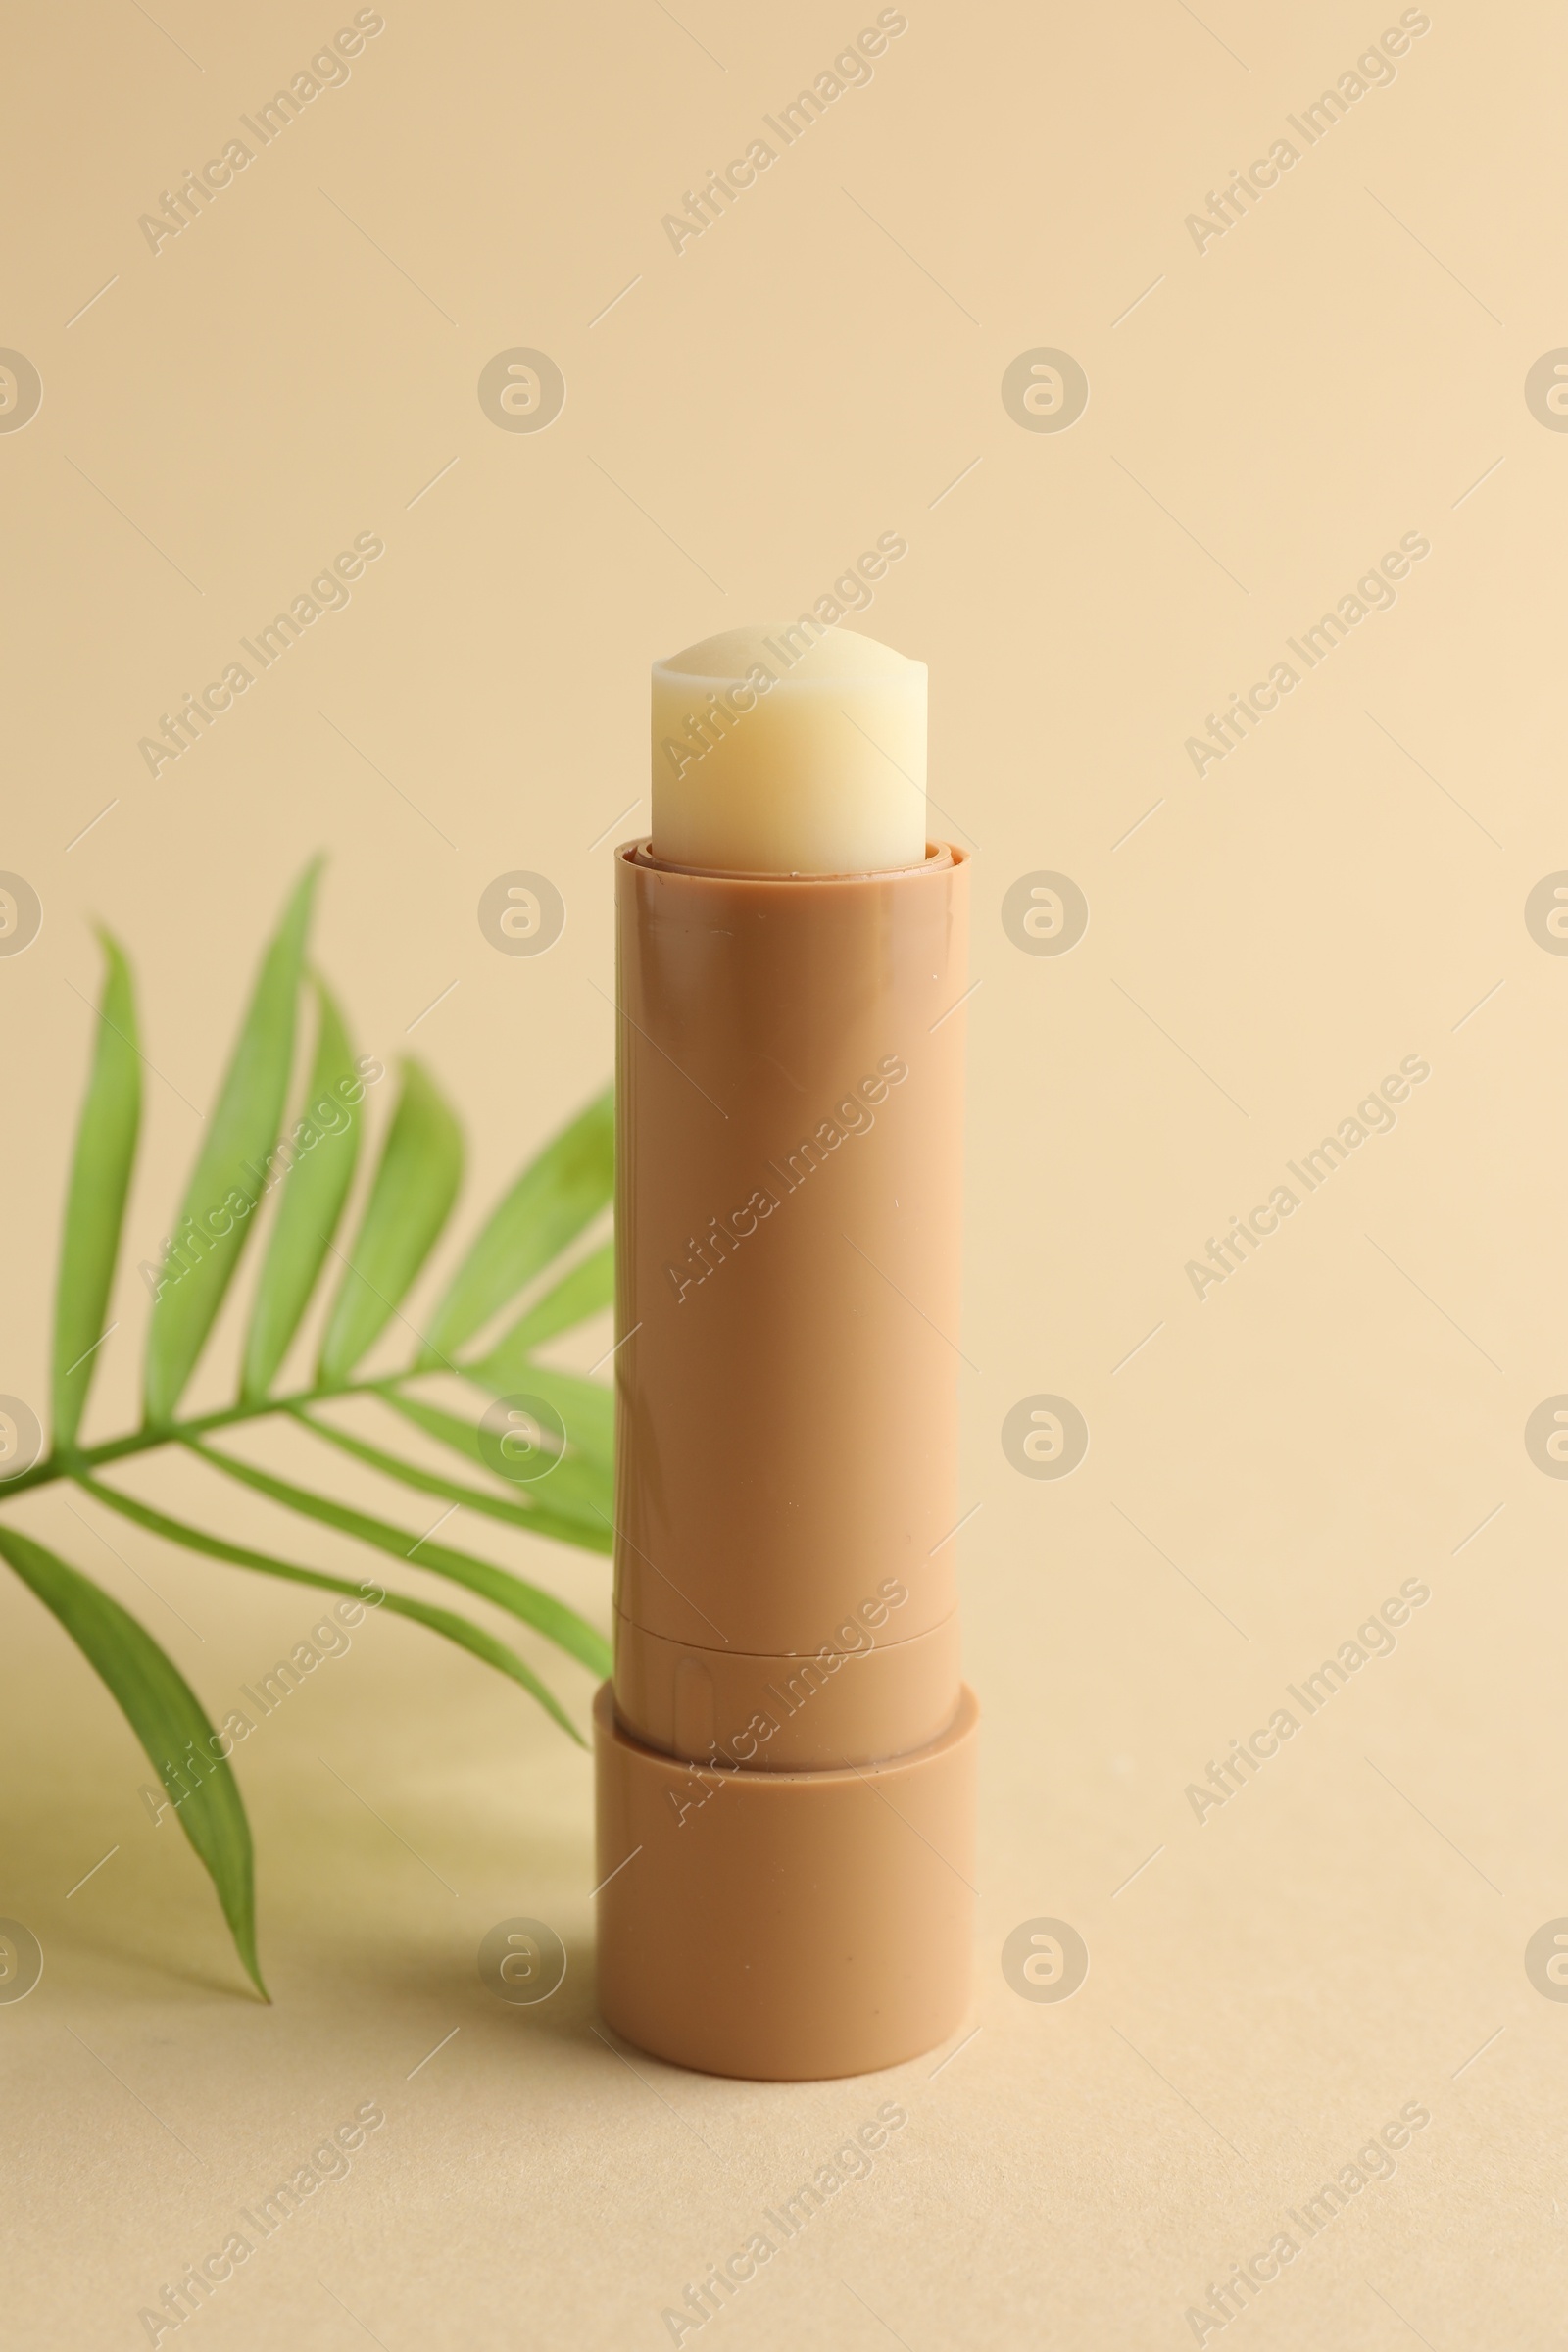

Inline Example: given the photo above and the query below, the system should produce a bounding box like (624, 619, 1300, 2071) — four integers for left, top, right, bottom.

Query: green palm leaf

(418, 1379, 612, 1528)
(379, 1390, 610, 1515)
(380, 1389, 531, 1477)
(77, 1479, 582, 1740)
(484, 1240, 614, 1360)
(242, 978, 364, 1400)
(144, 863, 319, 1425)
(4, 868, 621, 1997)
(318, 1060, 462, 1387)
(0, 1522, 264, 1996)
(290, 1405, 612, 1551)
(464, 1356, 614, 1472)
(52, 932, 141, 1450)
(421, 1087, 612, 1360)
(503, 1443, 612, 1531)
(187, 1439, 611, 1678)
(374, 1389, 613, 1514)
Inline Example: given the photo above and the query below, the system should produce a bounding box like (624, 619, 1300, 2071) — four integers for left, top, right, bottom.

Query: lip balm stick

(594, 623, 978, 2080)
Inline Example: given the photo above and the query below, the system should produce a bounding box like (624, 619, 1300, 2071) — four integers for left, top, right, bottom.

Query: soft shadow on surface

(0, 1803, 267, 2006)
(309, 1931, 600, 2037)
(31, 1914, 259, 2007)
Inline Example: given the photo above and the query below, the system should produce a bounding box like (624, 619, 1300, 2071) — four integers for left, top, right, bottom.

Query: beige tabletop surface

(3, 0, 1564, 2344)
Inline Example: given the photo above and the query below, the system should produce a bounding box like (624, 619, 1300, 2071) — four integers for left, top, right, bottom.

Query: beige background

(3, 0, 1565, 2343)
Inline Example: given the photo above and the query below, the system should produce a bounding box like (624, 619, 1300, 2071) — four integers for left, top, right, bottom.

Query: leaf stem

(0, 1375, 415, 1500)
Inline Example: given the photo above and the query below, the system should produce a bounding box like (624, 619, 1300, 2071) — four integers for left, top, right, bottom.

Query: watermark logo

(1185, 532, 1431, 779)
(657, 2098, 908, 2341)
(1185, 1577, 1430, 1826)
(666, 1054, 906, 1304)
(1185, 1054, 1431, 1302)
(478, 1916, 567, 2004)
(139, 531, 386, 779)
(477, 870, 565, 956)
(1526, 1396, 1568, 1477)
(1526, 1920, 1568, 1999)
(0, 873, 42, 956)
(1525, 872, 1568, 952)
(657, 538, 909, 787)
(1177, 2098, 1432, 2338)
(478, 1393, 567, 1483)
(0, 1919, 43, 2003)
(1182, 19, 1434, 262)
(1002, 870, 1088, 956)
(478, 349, 566, 433)
(1525, 351, 1568, 431)
(659, 15, 910, 260)
(0, 352, 42, 434)
(135, 2097, 386, 2338)
(0, 1397, 42, 1480)
(1001, 348, 1089, 434)
(1002, 1394, 1089, 1480)
(136, 20, 390, 258)
(1002, 1917, 1088, 2002)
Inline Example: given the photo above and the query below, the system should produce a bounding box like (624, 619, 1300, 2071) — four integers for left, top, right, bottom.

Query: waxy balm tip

(651, 622, 927, 876)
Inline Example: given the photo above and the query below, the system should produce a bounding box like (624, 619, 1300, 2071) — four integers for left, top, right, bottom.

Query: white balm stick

(651, 623, 928, 874)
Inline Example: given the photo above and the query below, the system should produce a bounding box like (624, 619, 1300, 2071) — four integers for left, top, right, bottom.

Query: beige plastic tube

(594, 836, 977, 2080)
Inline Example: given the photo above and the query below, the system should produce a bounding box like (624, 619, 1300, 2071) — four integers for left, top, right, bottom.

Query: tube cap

(594, 1682, 978, 2080)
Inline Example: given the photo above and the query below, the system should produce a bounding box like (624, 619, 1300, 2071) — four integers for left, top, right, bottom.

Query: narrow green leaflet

(318, 1060, 462, 1387)
(375, 1391, 613, 1524)
(291, 1406, 612, 1551)
(0, 1523, 265, 1995)
(421, 1088, 612, 1361)
(52, 932, 142, 1449)
(187, 1439, 612, 1678)
(381, 1390, 520, 1476)
(144, 863, 319, 1426)
(0, 865, 629, 2006)
(79, 1479, 583, 1741)
(484, 1240, 613, 1360)
(504, 1443, 612, 1534)
(463, 1356, 614, 1473)
(242, 978, 364, 1400)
